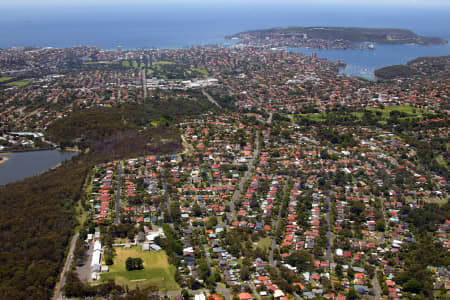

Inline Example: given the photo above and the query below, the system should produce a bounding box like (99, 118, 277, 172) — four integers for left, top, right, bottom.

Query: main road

(141, 69, 148, 99)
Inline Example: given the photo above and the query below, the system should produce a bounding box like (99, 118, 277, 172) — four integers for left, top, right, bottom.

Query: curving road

(53, 232, 79, 300)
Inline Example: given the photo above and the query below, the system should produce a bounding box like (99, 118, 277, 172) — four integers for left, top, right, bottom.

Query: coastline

(0, 147, 79, 154)
(0, 157, 9, 165)
(0, 147, 54, 154)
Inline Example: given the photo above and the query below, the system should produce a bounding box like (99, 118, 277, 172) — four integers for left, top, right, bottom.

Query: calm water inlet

(0, 150, 77, 186)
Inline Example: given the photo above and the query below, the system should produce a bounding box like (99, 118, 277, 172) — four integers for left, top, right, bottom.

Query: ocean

(1, 3, 449, 78)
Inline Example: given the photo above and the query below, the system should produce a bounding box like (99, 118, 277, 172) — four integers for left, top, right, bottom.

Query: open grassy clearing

(283, 114, 296, 122)
(192, 67, 208, 76)
(75, 169, 95, 231)
(84, 61, 118, 65)
(121, 60, 149, 69)
(113, 238, 130, 244)
(366, 105, 424, 118)
(435, 155, 448, 169)
(3, 79, 31, 87)
(0, 77, 14, 82)
(100, 246, 179, 291)
(145, 62, 208, 80)
(295, 105, 426, 123)
(74, 200, 87, 232)
(153, 61, 175, 65)
(254, 236, 272, 251)
(426, 196, 448, 205)
(299, 113, 326, 122)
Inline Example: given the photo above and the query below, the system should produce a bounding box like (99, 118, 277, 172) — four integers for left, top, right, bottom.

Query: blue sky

(4, 0, 450, 6)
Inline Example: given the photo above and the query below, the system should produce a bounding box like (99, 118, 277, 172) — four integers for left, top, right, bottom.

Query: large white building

(91, 240, 102, 273)
(194, 294, 206, 300)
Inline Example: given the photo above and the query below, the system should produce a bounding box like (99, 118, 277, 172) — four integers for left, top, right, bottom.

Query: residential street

(372, 274, 382, 300)
(114, 161, 123, 225)
(228, 133, 260, 221)
(269, 181, 288, 268)
(325, 196, 334, 262)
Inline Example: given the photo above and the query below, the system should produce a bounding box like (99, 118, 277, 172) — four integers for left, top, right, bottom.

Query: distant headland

(226, 26, 448, 50)
(374, 55, 450, 80)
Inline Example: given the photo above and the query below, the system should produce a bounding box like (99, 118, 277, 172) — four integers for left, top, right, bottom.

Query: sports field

(100, 246, 180, 291)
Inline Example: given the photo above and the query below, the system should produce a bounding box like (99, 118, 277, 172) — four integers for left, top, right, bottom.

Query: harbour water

(0, 150, 78, 186)
(290, 43, 450, 80)
(1, 3, 449, 78)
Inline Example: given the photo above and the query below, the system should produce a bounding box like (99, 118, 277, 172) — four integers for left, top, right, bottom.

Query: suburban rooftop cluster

(0, 45, 448, 300)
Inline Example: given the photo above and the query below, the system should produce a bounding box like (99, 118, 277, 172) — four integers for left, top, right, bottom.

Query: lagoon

(0, 150, 78, 186)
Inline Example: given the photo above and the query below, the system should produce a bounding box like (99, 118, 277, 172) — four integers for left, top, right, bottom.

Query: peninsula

(227, 26, 448, 49)
(374, 55, 450, 79)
